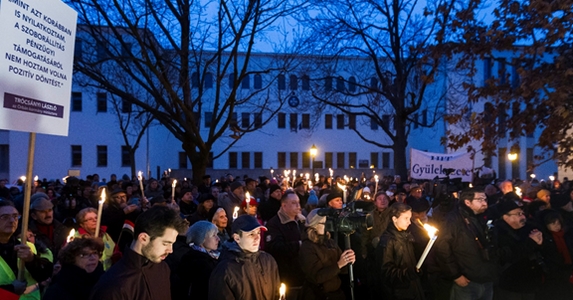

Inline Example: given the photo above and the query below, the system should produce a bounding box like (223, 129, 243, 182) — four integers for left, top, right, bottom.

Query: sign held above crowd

(410, 148, 473, 182)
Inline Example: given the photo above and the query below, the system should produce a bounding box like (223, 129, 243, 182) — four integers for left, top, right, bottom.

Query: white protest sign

(0, 0, 77, 136)
(410, 148, 474, 182)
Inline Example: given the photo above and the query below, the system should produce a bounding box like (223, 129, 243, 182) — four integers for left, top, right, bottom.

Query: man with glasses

(435, 188, 498, 300)
(0, 200, 52, 299)
(101, 188, 140, 242)
(28, 194, 68, 258)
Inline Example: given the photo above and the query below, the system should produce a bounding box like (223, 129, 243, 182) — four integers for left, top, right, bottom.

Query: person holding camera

(299, 208, 355, 300)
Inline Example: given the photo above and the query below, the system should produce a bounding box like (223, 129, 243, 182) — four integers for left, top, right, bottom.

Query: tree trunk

(393, 116, 409, 178)
(182, 138, 209, 186)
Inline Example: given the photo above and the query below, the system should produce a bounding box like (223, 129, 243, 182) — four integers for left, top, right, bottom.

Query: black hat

(110, 188, 126, 197)
(294, 181, 305, 188)
(326, 191, 343, 204)
(230, 181, 244, 192)
(410, 199, 430, 213)
(198, 193, 216, 204)
(501, 192, 521, 204)
(550, 193, 570, 208)
(245, 178, 256, 185)
(231, 215, 267, 234)
(202, 175, 211, 180)
(498, 200, 520, 216)
(150, 196, 166, 206)
(180, 188, 193, 196)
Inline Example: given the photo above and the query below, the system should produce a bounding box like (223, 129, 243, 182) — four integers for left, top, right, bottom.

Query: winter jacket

(43, 263, 104, 300)
(101, 203, 140, 242)
(208, 241, 280, 300)
(259, 197, 282, 222)
(434, 204, 498, 283)
(28, 218, 68, 258)
(377, 223, 425, 300)
(265, 209, 306, 286)
(178, 248, 219, 300)
(89, 248, 172, 300)
(76, 227, 115, 270)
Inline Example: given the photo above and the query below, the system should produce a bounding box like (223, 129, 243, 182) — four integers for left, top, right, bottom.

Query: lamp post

(507, 152, 517, 161)
(310, 144, 317, 182)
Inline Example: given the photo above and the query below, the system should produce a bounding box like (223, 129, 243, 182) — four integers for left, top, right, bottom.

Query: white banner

(410, 148, 473, 182)
(0, 0, 77, 136)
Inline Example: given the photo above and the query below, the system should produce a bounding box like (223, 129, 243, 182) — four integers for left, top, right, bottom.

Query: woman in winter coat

(299, 208, 355, 300)
(376, 202, 425, 300)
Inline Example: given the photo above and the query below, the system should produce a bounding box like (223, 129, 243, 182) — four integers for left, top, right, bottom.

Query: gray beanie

(305, 208, 326, 228)
(186, 221, 218, 245)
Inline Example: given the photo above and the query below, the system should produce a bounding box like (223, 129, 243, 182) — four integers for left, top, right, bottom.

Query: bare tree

(295, 0, 465, 177)
(69, 0, 305, 183)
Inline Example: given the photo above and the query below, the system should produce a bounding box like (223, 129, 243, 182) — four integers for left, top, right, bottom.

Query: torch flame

(138, 171, 143, 180)
(375, 175, 379, 182)
(233, 206, 240, 220)
(515, 187, 522, 197)
(34, 175, 38, 181)
(67, 229, 76, 243)
(337, 182, 345, 190)
(423, 224, 438, 239)
(279, 283, 286, 298)
(172, 179, 177, 188)
(99, 188, 106, 204)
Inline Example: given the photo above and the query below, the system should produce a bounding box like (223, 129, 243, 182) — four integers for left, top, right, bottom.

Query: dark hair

(388, 202, 412, 219)
(459, 188, 484, 202)
(542, 209, 563, 227)
(58, 237, 104, 266)
(0, 199, 16, 208)
(134, 206, 185, 240)
(280, 190, 297, 203)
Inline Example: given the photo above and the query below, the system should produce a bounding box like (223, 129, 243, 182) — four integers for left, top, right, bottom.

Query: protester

(43, 237, 105, 300)
(259, 184, 283, 222)
(89, 206, 186, 300)
(208, 215, 280, 299)
(28, 193, 69, 258)
(218, 181, 244, 225)
(75, 207, 116, 270)
(187, 193, 216, 225)
(101, 188, 139, 242)
(211, 207, 230, 251)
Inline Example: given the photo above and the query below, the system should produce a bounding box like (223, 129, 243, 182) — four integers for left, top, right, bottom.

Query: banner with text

(0, 0, 77, 136)
(410, 148, 473, 182)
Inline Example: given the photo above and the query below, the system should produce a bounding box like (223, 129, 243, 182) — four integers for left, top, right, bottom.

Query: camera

(317, 201, 375, 234)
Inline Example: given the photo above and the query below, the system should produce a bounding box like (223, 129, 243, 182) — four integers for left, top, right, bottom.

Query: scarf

(551, 230, 572, 265)
(36, 222, 54, 243)
(190, 243, 220, 259)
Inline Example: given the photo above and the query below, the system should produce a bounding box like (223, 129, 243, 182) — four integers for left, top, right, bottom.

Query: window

(204, 112, 213, 128)
(278, 152, 286, 168)
(121, 146, 131, 167)
(370, 116, 378, 130)
(422, 109, 428, 126)
(254, 152, 263, 168)
(301, 114, 310, 129)
(290, 113, 298, 130)
(179, 152, 188, 169)
(205, 73, 213, 89)
(337, 153, 345, 169)
(241, 74, 250, 89)
(382, 152, 390, 168)
(349, 152, 357, 169)
(208, 152, 214, 168)
(498, 147, 506, 181)
(325, 114, 333, 129)
(370, 77, 378, 90)
(122, 97, 132, 113)
(370, 153, 379, 169)
(71, 92, 82, 112)
(278, 74, 286, 90)
(290, 75, 298, 90)
(254, 113, 262, 128)
(413, 113, 418, 129)
(484, 57, 492, 85)
(97, 146, 107, 167)
(348, 114, 356, 130)
(498, 59, 507, 85)
(254, 74, 262, 89)
(325, 77, 333, 91)
(96, 93, 107, 112)
(325, 152, 333, 168)
(511, 148, 520, 179)
(0, 145, 9, 173)
(74, 39, 83, 60)
(71, 145, 82, 167)
(336, 114, 345, 129)
(336, 76, 345, 92)
(348, 76, 357, 92)
(192, 72, 200, 88)
(242, 152, 251, 169)
(290, 152, 298, 169)
(511, 61, 520, 88)
(302, 75, 310, 91)
(242, 113, 250, 128)
(228, 73, 235, 89)
(278, 113, 286, 128)
(302, 152, 310, 168)
(229, 152, 238, 169)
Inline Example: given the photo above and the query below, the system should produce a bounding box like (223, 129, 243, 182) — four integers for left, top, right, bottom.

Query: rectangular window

(337, 152, 345, 169)
(325, 114, 333, 129)
(97, 145, 107, 167)
(71, 92, 82, 112)
(278, 113, 286, 129)
(242, 113, 250, 128)
(290, 152, 299, 169)
(498, 59, 506, 85)
(290, 113, 298, 130)
(382, 152, 390, 168)
(122, 98, 132, 113)
(278, 74, 286, 90)
(484, 57, 492, 85)
(336, 114, 345, 129)
(242, 152, 251, 169)
(254, 113, 262, 128)
(121, 146, 130, 167)
(382, 114, 391, 129)
(71, 145, 82, 167)
(74, 39, 83, 60)
(413, 113, 418, 129)
(278, 152, 286, 168)
(241, 75, 250, 89)
(204, 112, 213, 128)
(96, 93, 107, 112)
(370, 117, 378, 130)
(229, 152, 238, 169)
(370, 152, 379, 169)
(290, 75, 298, 90)
(205, 73, 213, 89)
(302, 75, 310, 90)
(511, 148, 520, 179)
(511, 61, 520, 88)
(325, 152, 333, 169)
(254, 152, 263, 169)
(179, 152, 188, 169)
(422, 109, 428, 126)
(348, 114, 356, 130)
(498, 148, 506, 181)
(230, 112, 238, 128)
(254, 74, 262, 89)
(349, 152, 357, 169)
(208, 152, 214, 168)
(302, 152, 310, 168)
(325, 77, 333, 91)
(301, 114, 310, 129)
(0, 145, 9, 173)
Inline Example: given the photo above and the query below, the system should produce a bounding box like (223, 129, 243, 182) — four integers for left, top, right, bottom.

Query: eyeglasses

(78, 251, 101, 259)
(472, 197, 487, 203)
(506, 212, 525, 217)
(0, 214, 20, 222)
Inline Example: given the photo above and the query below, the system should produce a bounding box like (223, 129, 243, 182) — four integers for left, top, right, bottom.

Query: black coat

(43, 263, 104, 300)
(89, 248, 172, 300)
(177, 248, 218, 300)
(298, 236, 345, 300)
(259, 197, 282, 222)
(377, 223, 425, 300)
(101, 203, 139, 242)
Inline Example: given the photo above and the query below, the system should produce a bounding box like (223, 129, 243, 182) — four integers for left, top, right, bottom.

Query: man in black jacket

(90, 206, 186, 300)
(435, 188, 498, 300)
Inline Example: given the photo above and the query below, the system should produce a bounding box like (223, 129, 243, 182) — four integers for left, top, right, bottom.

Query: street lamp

(310, 144, 317, 181)
(507, 152, 517, 161)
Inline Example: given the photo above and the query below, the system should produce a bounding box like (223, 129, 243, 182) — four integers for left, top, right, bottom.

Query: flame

(99, 188, 106, 204)
(245, 192, 250, 200)
(233, 206, 240, 220)
(337, 182, 345, 190)
(20, 176, 26, 182)
(423, 224, 438, 238)
(515, 187, 522, 197)
(67, 229, 76, 243)
(138, 171, 143, 180)
(34, 175, 39, 181)
(172, 179, 177, 188)
(279, 283, 286, 297)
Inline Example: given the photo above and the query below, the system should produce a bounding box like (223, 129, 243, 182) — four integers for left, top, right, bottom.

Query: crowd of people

(0, 172, 572, 300)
